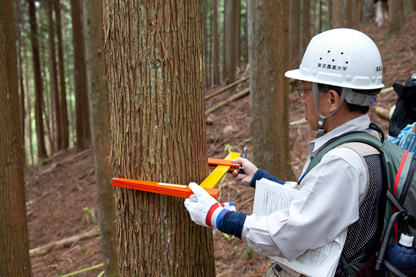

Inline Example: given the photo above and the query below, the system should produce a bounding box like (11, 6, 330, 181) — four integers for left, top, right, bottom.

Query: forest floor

(26, 14, 416, 277)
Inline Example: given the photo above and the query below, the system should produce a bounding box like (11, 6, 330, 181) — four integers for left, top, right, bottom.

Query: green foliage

(241, 245, 257, 261)
(224, 143, 233, 153)
(230, 245, 238, 255)
(221, 232, 235, 241)
(82, 207, 97, 225)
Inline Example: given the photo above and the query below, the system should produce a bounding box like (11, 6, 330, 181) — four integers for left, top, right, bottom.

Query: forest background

(1, 0, 416, 276)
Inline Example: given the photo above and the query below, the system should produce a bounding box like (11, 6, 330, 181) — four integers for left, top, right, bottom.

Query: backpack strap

(302, 129, 383, 181)
(337, 142, 380, 206)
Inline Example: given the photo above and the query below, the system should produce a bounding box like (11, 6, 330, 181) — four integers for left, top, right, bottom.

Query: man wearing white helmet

(185, 29, 385, 276)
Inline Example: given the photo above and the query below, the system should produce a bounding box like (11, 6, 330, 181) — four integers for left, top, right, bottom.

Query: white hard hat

(285, 28, 384, 90)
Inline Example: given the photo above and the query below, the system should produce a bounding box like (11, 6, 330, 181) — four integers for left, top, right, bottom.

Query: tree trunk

(248, 0, 293, 180)
(319, 0, 322, 33)
(24, 38, 35, 165)
(83, 0, 118, 275)
(328, 0, 332, 29)
(55, 0, 69, 150)
(47, 1, 63, 152)
(38, 12, 55, 154)
(388, 0, 405, 37)
(224, 0, 239, 86)
(203, 0, 209, 88)
(28, 0, 48, 161)
(212, 0, 220, 86)
(71, 0, 90, 152)
(207, 1, 213, 88)
(242, 4, 249, 64)
(331, 0, 344, 27)
(290, 0, 301, 69)
(361, 0, 374, 25)
(347, 0, 354, 28)
(355, 0, 362, 29)
(236, 0, 241, 67)
(406, 0, 416, 14)
(103, 1, 215, 275)
(300, 0, 311, 56)
(0, 0, 33, 275)
(14, 0, 26, 164)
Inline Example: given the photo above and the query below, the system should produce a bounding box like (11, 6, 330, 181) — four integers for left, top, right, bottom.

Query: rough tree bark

(0, 0, 33, 275)
(104, 1, 215, 275)
(83, 0, 118, 275)
(248, 0, 293, 180)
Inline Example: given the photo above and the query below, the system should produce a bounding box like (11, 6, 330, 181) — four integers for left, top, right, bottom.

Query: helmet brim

(284, 69, 385, 90)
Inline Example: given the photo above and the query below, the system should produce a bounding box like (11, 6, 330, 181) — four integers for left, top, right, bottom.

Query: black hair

(317, 83, 381, 114)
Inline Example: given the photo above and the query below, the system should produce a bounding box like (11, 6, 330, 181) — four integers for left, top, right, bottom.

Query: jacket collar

(308, 114, 371, 156)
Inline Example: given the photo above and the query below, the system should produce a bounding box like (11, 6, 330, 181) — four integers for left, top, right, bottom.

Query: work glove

(184, 182, 235, 229)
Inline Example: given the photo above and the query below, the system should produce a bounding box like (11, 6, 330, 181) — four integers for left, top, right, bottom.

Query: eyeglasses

(296, 87, 313, 98)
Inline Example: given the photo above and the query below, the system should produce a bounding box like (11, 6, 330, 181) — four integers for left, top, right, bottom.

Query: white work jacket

(242, 115, 371, 261)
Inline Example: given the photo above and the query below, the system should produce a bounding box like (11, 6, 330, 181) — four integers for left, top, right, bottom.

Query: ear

(327, 89, 341, 113)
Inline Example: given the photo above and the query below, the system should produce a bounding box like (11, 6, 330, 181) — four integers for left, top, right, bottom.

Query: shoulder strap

(304, 130, 383, 177)
(338, 142, 380, 206)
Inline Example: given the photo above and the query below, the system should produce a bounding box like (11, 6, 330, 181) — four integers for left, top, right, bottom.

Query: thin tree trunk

(66, 47, 75, 145)
(331, 0, 344, 28)
(242, 4, 249, 64)
(347, 0, 354, 28)
(55, 0, 69, 149)
(47, 1, 62, 151)
(290, 0, 301, 69)
(0, 0, 33, 274)
(236, 0, 241, 67)
(328, 0, 332, 29)
(212, 0, 220, 85)
(224, 0, 239, 86)
(39, 3, 54, 154)
(222, 3, 226, 83)
(71, 0, 90, 152)
(355, 0, 362, 29)
(203, 0, 209, 87)
(300, 0, 311, 56)
(319, 0, 322, 33)
(208, 3, 213, 87)
(104, 0, 215, 275)
(28, 0, 48, 161)
(388, 0, 405, 37)
(24, 43, 34, 165)
(14, 0, 26, 164)
(83, 0, 118, 275)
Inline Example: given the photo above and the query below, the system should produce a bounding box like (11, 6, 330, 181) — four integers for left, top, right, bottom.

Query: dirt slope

(26, 13, 416, 276)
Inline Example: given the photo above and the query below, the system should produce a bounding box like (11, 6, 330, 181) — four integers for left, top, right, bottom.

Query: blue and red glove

(184, 182, 235, 229)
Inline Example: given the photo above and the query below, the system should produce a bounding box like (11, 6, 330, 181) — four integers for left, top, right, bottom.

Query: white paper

(253, 179, 299, 215)
(253, 178, 347, 277)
